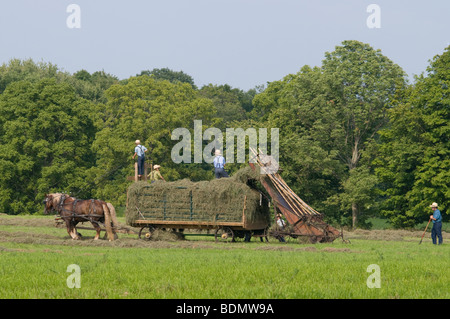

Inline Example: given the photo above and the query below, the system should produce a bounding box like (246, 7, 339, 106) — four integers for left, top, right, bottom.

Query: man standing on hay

(132, 140, 148, 180)
(213, 149, 229, 179)
(148, 164, 165, 183)
(430, 202, 443, 245)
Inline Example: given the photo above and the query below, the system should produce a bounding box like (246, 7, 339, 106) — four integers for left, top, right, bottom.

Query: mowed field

(0, 214, 448, 299)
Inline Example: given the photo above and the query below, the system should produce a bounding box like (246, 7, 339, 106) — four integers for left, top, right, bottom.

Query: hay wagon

(125, 177, 271, 242)
(125, 150, 342, 244)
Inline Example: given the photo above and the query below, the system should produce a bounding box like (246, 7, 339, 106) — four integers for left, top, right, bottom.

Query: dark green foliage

(0, 42, 447, 232)
(138, 68, 197, 89)
(253, 40, 406, 228)
(88, 75, 218, 207)
(374, 46, 450, 227)
(0, 79, 95, 214)
(0, 59, 60, 94)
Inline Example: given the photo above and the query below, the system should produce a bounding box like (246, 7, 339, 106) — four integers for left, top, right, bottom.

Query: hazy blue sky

(0, 0, 448, 90)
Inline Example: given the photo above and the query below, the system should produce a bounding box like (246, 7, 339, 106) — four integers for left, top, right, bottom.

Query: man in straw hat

(132, 140, 148, 180)
(148, 164, 165, 183)
(213, 149, 229, 179)
(429, 202, 443, 245)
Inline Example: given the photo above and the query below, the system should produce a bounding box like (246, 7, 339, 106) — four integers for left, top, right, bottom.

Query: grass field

(0, 214, 448, 299)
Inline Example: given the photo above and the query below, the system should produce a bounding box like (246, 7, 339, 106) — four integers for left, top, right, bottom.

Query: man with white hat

(132, 140, 148, 179)
(213, 149, 229, 179)
(429, 202, 443, 245)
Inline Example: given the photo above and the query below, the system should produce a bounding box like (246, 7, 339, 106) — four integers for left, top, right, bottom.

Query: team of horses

(43, 193, 118, 241)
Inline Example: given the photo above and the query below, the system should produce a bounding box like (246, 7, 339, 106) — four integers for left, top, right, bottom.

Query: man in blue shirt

(132, 140, 148, 179)
(213, 149, 229, 179)
(429, 202, 443, 245)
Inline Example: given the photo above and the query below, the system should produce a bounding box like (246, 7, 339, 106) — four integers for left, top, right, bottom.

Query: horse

(43, 193, 117, 241)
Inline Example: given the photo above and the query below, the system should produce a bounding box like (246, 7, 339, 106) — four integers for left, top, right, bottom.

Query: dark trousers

(431, 222, 443, 245)
(137, 156, 145, 176)
(215, 167, 229, 179)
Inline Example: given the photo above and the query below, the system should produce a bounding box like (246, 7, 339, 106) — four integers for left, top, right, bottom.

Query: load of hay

(125, 165, 270, 228)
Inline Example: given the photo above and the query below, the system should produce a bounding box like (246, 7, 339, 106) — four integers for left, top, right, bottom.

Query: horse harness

(57, 194, 104, 224)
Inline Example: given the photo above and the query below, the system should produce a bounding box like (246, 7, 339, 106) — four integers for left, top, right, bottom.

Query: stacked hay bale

(125, 166, 269, 227)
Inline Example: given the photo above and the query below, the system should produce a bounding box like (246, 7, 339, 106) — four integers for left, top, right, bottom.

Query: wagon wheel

(139, 226, 155, 240)
(215, 227, 234, 243)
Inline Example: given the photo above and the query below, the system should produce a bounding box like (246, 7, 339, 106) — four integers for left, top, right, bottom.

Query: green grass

(366, 217, 450, 232)
(0, 215, 448, 299)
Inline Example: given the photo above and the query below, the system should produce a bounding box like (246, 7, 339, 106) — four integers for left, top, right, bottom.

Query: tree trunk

(350, 138, 360, 229)
(352, 202, 358, 229)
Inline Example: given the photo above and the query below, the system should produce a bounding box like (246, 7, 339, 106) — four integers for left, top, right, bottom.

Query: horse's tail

(107, 202, 119, 232)
(102, 203, 115, 241)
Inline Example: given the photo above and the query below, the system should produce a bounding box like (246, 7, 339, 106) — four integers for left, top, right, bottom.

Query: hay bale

(230, 165, 261, 183)
(149, 229, 185, 241)
(125, 166, 269, 227)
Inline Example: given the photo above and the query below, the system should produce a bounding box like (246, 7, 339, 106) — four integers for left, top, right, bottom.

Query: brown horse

(43, 193, 116, 241)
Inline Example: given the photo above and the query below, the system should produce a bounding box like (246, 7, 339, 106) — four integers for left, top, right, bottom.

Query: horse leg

(92, 222, 101, 240)
(107, 203, 119, 239)
(70, 221, 81, 240)
(74, 222, 82, 238)
(102, 203, 114, 241)
(65, 219, 74, 239)
(66, 220, 80, 240)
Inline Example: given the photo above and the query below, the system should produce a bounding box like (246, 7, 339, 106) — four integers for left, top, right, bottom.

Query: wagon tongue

(249, 148, 341, 243)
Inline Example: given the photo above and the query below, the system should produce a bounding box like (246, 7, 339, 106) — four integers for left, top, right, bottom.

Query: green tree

(70, 69, 119, 103)
(0, 59, 61, 93)
(0, 79, 96, 214)
(138, 68, 197, 88)
(199, 84, 247, 128)
(0, 59, 119, 103)
(253, 66, 346, 221)
(320, 41, 405, 227)
(374, 46, 450, 227)
(326, 166, 379, 228)
(88, 75, 218, 206)
(254, 41, 405, 228)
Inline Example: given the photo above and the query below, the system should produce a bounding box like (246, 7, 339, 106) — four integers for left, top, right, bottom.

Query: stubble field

(0, 214, 448, 299)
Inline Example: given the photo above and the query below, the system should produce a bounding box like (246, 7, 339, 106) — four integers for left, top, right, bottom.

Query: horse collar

(58, 194, 66, 208)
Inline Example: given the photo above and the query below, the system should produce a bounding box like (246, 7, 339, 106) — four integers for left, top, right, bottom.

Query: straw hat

(430, 202, 438, 208)
(153, 165, 161, 169)
(135, 140, 141, 144)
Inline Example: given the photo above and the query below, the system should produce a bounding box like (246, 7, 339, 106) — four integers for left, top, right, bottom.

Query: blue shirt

(213, 155, 225, 169)
(433, 209, 442, 223)
(135, 145, 147, 157)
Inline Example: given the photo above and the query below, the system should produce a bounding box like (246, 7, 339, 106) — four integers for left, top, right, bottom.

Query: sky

(0, 0, 448, 90)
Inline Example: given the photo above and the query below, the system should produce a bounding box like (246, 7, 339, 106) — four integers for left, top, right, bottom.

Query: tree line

(0, 40, 448, 229)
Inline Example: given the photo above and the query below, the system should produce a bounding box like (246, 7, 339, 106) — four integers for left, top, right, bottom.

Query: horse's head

(43, 193, 64, 214)
(43, 194, 53, 214)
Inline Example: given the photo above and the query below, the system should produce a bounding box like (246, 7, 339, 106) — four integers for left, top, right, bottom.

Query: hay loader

(249, 149, 341, 243)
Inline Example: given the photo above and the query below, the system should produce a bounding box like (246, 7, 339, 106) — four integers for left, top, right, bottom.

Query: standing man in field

(132, 140, 148, 180)
(429, 202, 443, 245)
(213, 149, 229, 179)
